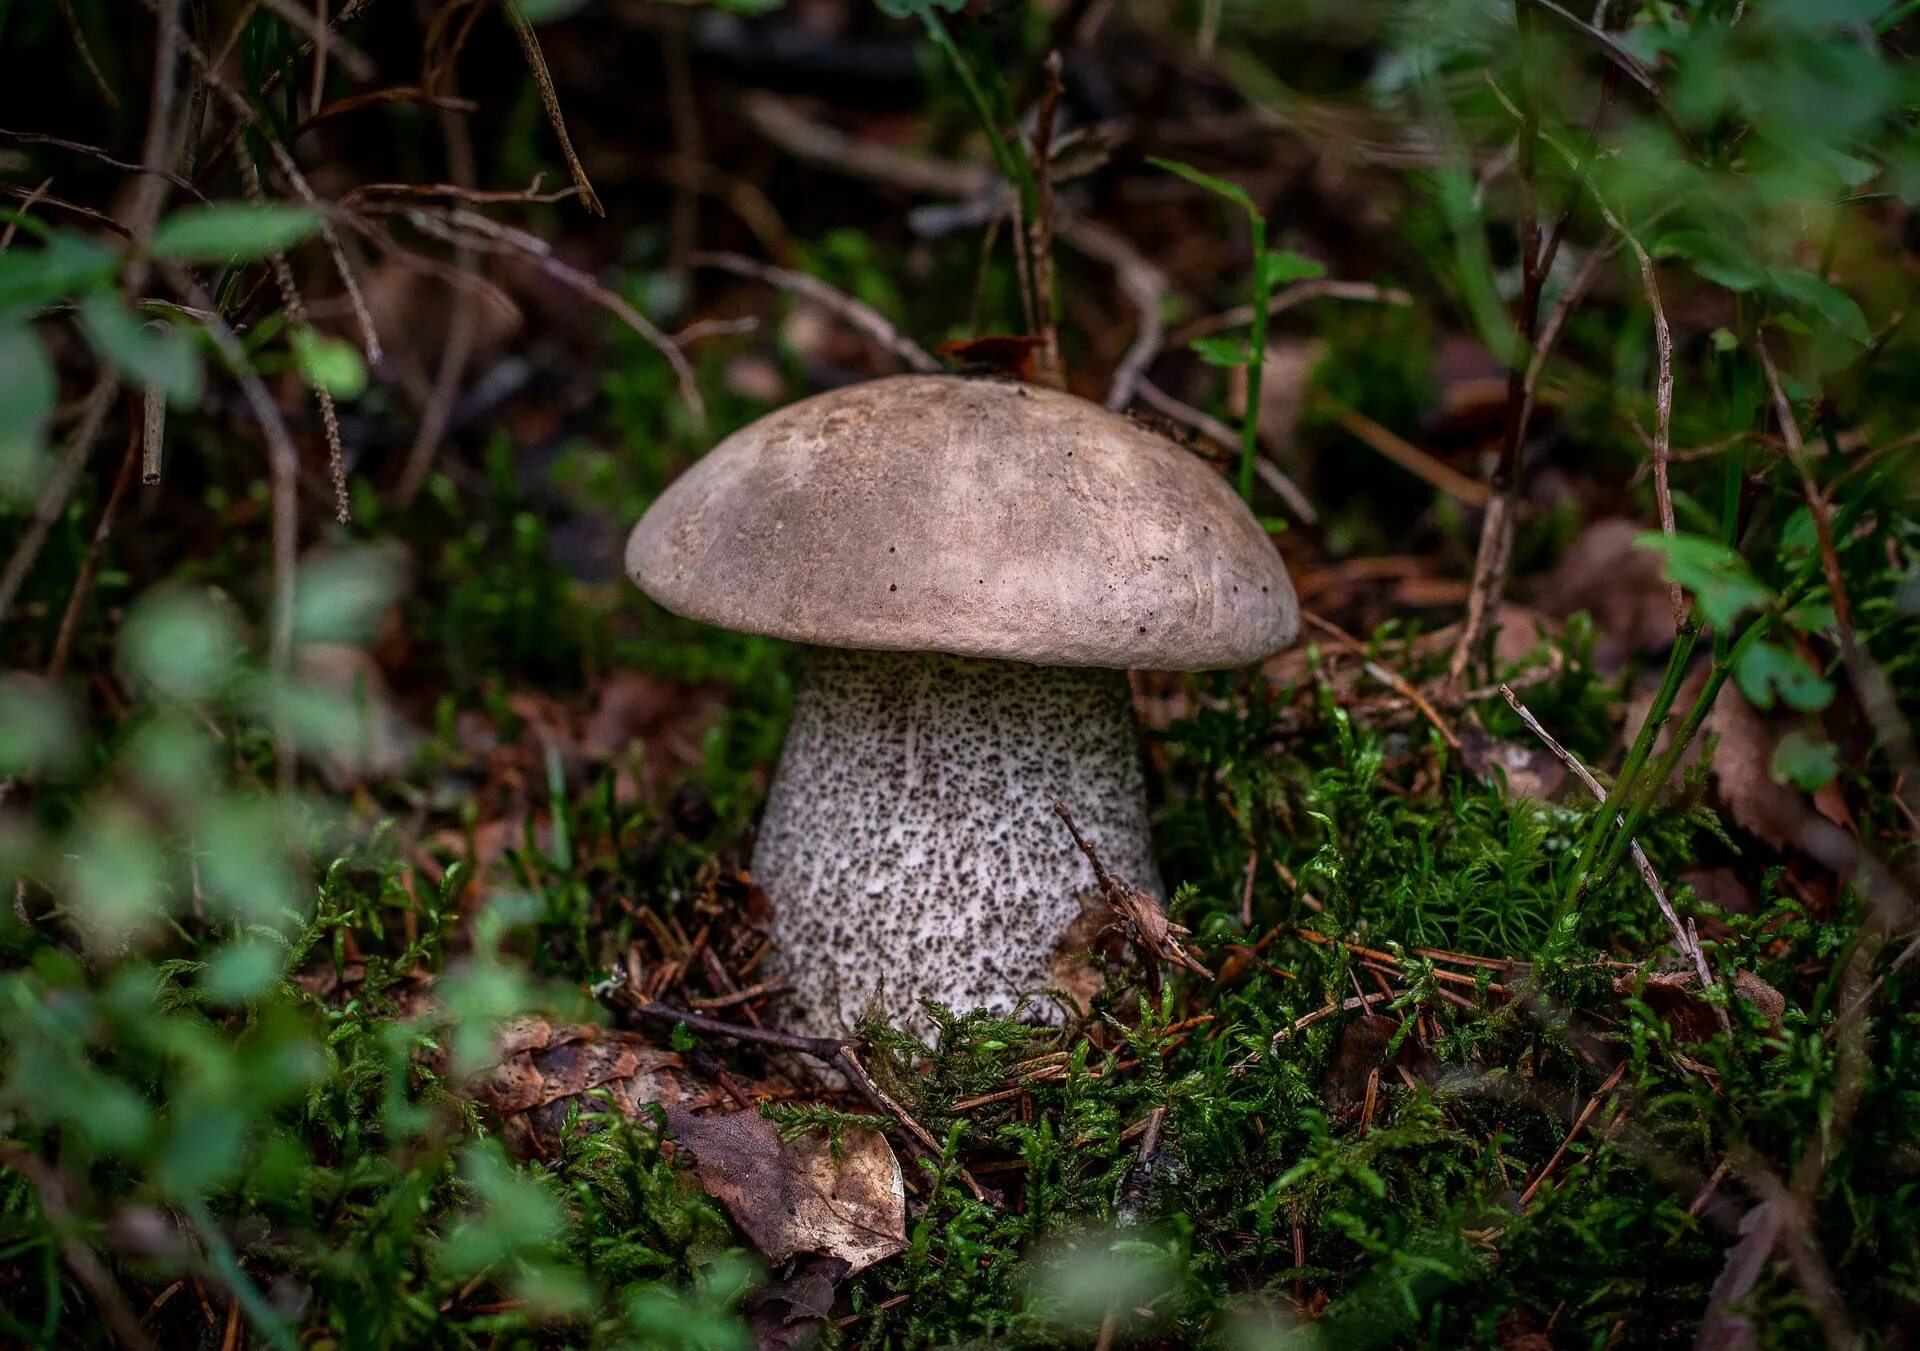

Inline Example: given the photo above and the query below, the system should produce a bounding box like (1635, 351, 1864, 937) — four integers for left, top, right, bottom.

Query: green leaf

(514, 0, 589, 20)
(1654, 230, 1765, 292)
(1784, 598, 1838, 633)
(1767, 267, 1870, 345)
(1147, 156, 1260, 220)
(1258, 251, 1326, 287)
(290, 325, 367, 399)
(78, 292, 203, 404)
(1770, 728, 1839, 791)
(149, 203, 322, 263)
(0, 231, 118, 309)
(1635, 532, 1773, 628)
(1735, 640, 1834, 713)
(0, 322, 55, 494)
(1191, 335, 1254, 367)
(873, 0, 963, 17)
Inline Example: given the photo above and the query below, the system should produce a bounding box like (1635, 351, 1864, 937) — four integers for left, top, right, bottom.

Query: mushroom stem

(753, 648, 1163, 1039)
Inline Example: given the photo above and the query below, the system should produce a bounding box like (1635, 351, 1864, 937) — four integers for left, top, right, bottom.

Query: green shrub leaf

(149, 203, 323, 263)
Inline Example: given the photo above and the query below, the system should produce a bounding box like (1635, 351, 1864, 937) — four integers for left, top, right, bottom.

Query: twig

(500, 0, 602, 214)
(1757, 338, 1920, 821)
(1135, 379, 1316, 525)
(0, 1144, 152, 1350)
(254, 0, 375, 81)
(692, 251, 940, 374)
(1500, 683, 1722, 1018)
(0, 130, 203, 199)
(240, 153, 351, 523)
(1519, 1060, 1628, 1207)
(0, 374, 119, 630)
(395, 95, 479, 508)
(55, 0, 120, 107)
(1322, 399, 1490, 507)
(165, 268, 304, 789)
(1171, 279, 1414, 342)
(47, 419, 141, 679)
(0, 176, 51, 252)
(149, 7, 384, 364)
(402, 208, 704, 430)
(1028, 52, 1066, 388)
(1305, 611, 1461, 750)
(1595, 205, 1685, 631)
(621, 999, 989, 1202)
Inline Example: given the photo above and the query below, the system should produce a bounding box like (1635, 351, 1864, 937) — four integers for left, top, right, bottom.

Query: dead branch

(1028, 52, 1066, 389)
(398, 207, 706, 431)
(0, 375, 119, 630)
(500, 0, 602, 215)
(1134, 379, 1317, 524)
(692, 251, 940, 374)
(1171, 279, 1414, 343)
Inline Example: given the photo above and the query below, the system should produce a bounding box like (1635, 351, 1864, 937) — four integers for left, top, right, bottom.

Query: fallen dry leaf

(666, 1107, 906, 1275)
(469, 1016, 717, 1155)
(1461, 724, 1567, 801)
(1537, 517, 1677, 669)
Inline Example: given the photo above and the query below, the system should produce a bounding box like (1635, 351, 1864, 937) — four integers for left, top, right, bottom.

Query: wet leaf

(667, 1107, 906, 1275)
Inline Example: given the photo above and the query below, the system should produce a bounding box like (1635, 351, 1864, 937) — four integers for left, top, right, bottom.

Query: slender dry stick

(395, 94, 480, 508)
(145, 2, 384, 363)
(1501, 684, 1724, 1025)
(500, 0, 602, 214)
(1136, 379, 1316, 524)
(1519, 1060, 1628, 1207)
(165, 269, 303, 788)
(400, 207, 703, 429)
(622, 999, 990, 1202)
(55, 0, 120, 107)
(1758, 337, 1920, 820)
(1171, 279, 1413, 342)
(692, 251, 940, 374)
(0, 375, 119, 630)
(0, 1145, 152, 1351)
(47, 422, 141, 680)
(239, 152, 352, 523)
(1028, 51, 1066, 388)
(1308, 612, 1461, 750)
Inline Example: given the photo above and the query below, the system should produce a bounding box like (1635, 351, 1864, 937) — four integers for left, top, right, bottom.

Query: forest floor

(1, 1, 1917, 1348)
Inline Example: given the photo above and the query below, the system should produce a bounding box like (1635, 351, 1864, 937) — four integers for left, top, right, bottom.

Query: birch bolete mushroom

(627, 375, 1297, 1038)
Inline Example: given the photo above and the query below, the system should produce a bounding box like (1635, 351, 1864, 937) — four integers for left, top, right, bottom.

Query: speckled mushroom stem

(752, 647, 1163, 1040)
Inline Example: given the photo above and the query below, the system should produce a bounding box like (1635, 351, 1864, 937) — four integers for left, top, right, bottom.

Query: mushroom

(627, 375, 1298, 1038)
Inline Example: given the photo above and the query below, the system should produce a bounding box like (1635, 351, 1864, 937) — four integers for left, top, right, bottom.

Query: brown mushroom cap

(626, 374, 1299, 670)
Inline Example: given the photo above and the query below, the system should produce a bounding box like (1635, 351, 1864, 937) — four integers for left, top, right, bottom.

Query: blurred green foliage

(3, 0, 1919, 1346)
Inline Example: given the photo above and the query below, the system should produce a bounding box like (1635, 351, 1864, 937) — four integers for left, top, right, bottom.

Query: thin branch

(1519, 1060, 1628, 1207)
(1135, 379, 1317, 525)
(165, 268, 304, 789)
(0, 375, 119, 630)
(1757, 337, 1920, 821)
(500, 0, 602, 215)
(1171, 279, 1414, 342)
(400, 207, 705, 430)
(0, 129, 204, 199)
(1323, 399, 1491, 507)
(146, 4, 384, 364)
(0, 1144, 152, 1350)
(395, 95, 480, 508)
(55, 0, 120, 107)
(622, 999, 990, 1203)
(1500, 684, 1722, 1019)
(1307, 611, 1461, 750)
(1028, 51, 1066, 388)
(47, 419, 141, 679)
(692, 251, 940, 374)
